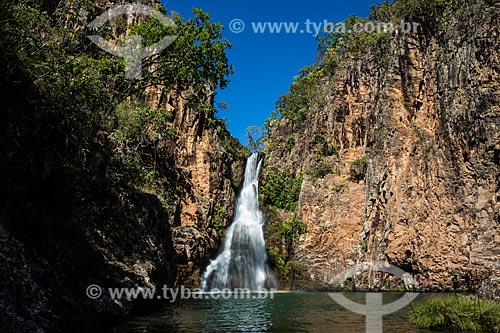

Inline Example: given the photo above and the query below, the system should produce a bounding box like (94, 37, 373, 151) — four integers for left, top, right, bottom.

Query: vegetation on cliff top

(1, 0, 236, 204)
(267, 0, 462, 126)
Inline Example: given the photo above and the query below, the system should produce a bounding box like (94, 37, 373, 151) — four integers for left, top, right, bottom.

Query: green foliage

(349, 157, 368, 181)
(212, 206, 228, 237)
(269, 9, 392, 127)
(261, 170, 307, 282)
(368, 0, 394, 22)
(308, 159, 334, 179)
(392, 0, 454, 21)
(285, 135, 296, 151)
(109, 99, 175, 188)
(369, 0, 455, 35)
(130, 8, 233, 117)
(317, 15, 389, 67)
(114, 100, 174, 141)
(314, 133, 339, 156)
(1, 3, 131, 189)
(0, 1, 246, 315)
(261, 170, 303, 211)
(267, 214, 307, 281)
(269, 247, 303, 282)
(272, 64, 324, 124)
(409, 295, 500, 332)
(278, 215, 308, 249)
(0, 1, 237, 205)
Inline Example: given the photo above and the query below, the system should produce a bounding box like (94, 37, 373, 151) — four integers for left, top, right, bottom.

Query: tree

(131, 8, 233, 115)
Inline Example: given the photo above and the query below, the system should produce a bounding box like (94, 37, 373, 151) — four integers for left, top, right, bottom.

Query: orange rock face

(146, 86, 247, 287)
(264, 2, 499, 298)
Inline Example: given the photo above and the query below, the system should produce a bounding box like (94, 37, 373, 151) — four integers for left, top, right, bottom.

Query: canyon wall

(145, 86, 246, 287)
(264, 0, 499, 298)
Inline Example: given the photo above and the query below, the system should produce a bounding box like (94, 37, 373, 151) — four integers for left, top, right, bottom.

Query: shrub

(212, 206, 228, 237)
(286, 135, 296, 151)
(314, 133, 339, 156)
(267, 214, 307, 281)
(409, 295, 500, 332)
(392, 0, 454, 21)
(308, 159, 334, 179)
(278, 215, 308, 251)
(349, 157, 368, 181)
(272, 65, 324, 124)
(260, 169, 302, 211)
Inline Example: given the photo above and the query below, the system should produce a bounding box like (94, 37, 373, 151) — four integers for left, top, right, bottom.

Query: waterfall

(201, 153, 275, 291)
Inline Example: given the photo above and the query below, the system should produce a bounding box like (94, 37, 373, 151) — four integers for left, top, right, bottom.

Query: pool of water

(109, 292, 440, 333)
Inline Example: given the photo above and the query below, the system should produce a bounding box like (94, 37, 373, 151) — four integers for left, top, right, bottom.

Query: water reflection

(205, 298, 272, 332)
(110, 292, 439, 333)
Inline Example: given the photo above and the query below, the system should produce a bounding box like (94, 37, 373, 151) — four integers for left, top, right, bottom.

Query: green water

(110, 292, 439, 333)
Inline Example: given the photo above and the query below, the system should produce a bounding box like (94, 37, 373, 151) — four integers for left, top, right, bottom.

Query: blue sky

(160, 0, 377, 144)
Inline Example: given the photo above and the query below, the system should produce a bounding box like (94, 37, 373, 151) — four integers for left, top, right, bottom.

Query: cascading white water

(201, 153, 275, 291)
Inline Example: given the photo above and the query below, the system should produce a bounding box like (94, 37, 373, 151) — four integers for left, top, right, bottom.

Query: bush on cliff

(260, 169, 302, 211)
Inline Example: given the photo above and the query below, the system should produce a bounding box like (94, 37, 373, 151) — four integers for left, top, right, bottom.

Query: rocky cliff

(145, 86, 246, 287)
(263, 0, 499, 299)
(0, 0, 246, 331)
